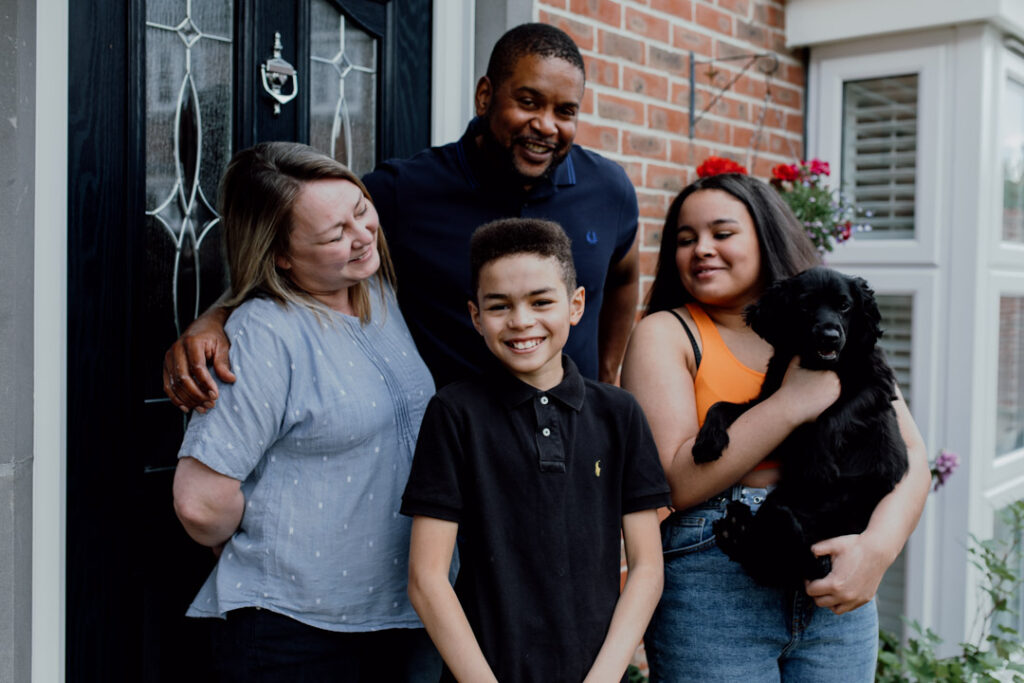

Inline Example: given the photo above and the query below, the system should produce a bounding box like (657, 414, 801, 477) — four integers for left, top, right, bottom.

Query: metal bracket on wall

(688, 50, 780, 140)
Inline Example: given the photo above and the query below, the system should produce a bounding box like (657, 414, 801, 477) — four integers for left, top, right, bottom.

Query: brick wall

(536, 0, 806, 305)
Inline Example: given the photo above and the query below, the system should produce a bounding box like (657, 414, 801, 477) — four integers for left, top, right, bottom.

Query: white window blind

(841, 75, 919, 240)
(875, 293, 913, 638)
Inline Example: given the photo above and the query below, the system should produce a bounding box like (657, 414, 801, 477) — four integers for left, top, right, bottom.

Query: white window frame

(992, 47, 1024, 270)
(985, 272, 1024, 502)
(808, 33, 950, 267)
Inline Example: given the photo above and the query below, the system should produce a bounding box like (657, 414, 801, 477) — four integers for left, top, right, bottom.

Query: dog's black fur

(691, 267, 909, 587)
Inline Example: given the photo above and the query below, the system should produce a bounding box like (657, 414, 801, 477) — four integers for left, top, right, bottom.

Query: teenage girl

(621, 172, 929, 682)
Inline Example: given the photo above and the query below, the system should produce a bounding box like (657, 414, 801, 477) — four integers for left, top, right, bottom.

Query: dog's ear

(745, 276, 794, 346)
(849, 276, 883, 350)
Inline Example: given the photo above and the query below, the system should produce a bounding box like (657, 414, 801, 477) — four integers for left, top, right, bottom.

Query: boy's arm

(584, 508, 664, 683)
(407, 515, 498, 683)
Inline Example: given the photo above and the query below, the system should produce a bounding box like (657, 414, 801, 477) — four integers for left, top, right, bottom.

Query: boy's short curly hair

(469, 218, 577, 298)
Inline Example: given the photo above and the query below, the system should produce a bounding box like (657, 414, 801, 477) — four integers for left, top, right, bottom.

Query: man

(163, 23, 639, 408)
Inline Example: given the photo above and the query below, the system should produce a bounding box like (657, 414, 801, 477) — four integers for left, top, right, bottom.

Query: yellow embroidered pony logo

(594, 460, 602, 477)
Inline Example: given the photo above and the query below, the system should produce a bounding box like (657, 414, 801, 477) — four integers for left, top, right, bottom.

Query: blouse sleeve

(176, 303, 293, 481)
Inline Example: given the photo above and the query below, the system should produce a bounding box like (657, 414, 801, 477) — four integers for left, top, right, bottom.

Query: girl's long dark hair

(644, 173, 820, 315)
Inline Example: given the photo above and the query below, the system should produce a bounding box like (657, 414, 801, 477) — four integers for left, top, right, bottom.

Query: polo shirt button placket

(540, 396, 549, 405)
(542, 427, 551, 437)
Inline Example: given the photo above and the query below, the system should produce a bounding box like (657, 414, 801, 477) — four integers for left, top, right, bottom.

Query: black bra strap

(667, 309, 701, 370)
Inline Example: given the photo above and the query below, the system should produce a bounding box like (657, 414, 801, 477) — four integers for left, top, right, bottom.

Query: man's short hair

(485, 23, 585, 89)
(470, 218, 577, 297)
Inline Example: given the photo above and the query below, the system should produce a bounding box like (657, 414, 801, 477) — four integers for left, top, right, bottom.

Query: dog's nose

(818, 326, 842, 344)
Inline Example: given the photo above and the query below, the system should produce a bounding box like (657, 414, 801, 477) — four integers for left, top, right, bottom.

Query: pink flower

(807, 159, 831, 176)
(931, 449, 960, 491)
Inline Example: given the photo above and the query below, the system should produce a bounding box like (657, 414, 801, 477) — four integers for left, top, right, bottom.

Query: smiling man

(361, 23, 640, 387)
(163, 24, 639, 411)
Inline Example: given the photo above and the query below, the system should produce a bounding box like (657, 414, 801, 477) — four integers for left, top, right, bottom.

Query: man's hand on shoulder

(162, 307, 235, 413)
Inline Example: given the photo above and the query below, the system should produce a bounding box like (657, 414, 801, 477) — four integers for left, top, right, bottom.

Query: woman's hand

(804, 533, 887, 615)
(776, 356, 841, 425)
(162, 307, 234, 413)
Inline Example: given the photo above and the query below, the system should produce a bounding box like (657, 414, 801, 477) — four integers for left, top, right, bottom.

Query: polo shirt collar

(492, 355, 586, 412)
(457, 117, 577, 195)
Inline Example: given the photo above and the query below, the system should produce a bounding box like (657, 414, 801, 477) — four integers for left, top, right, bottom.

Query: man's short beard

(480, 118, 568, 187)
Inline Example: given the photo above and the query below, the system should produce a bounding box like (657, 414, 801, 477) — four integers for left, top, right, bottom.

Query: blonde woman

(172, 142, 439, 682)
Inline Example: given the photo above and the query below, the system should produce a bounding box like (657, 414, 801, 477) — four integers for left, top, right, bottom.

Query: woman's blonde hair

(219, 141, 396, 324)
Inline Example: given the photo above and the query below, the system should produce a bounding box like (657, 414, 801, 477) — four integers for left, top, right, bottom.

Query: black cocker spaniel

(692, 267, 909, 587)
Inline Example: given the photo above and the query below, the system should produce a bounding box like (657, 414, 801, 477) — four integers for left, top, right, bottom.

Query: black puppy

(692, 267, 909, 587)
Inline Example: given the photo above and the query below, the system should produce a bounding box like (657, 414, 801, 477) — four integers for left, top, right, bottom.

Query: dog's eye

(839, 300, 852, 313)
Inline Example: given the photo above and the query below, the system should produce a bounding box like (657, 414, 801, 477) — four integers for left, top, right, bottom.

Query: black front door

(67, 1, 430, 680)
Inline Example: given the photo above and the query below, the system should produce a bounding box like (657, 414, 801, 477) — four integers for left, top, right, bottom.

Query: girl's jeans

(645, 498, 878, 683)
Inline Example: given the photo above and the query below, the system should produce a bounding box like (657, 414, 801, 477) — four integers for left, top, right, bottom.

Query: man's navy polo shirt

(362, 119, 639, 387)
(400, 357, 670, 682)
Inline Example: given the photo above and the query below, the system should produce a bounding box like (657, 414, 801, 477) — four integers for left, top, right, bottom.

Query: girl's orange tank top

(685, 304, 779, 472)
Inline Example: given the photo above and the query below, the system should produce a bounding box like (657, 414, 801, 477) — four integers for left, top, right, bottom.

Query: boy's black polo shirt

(401, 357, 670, 682)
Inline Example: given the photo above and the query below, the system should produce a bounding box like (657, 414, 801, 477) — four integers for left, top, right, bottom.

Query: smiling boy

(401, 218, 669, 682)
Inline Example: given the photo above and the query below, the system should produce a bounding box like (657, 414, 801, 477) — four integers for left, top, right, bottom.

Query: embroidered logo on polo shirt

(594, 460, 602, 477)
(586, 231, 598, 245)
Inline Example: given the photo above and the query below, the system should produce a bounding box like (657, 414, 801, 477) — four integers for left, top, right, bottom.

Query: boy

(401, 218, 669, 682)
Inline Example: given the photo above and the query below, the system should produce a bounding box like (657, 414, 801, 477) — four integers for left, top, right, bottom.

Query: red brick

(673, 26, 712, 56)
(539, 11, 595, 50)
(731, 123, 757, 149)
(539, 0, 569, 10)
(715, 39, 757, 60)
(626, 7, 671, 43)
(650, 45, 688, 76)
(718, 0, 750, 17)
(782, 63, 807, 88)
(597, 92, 645, 124)
(570, 0, 623, 28)
(750, 104, 785, 129)
(586, 55, 621, 88)
(733, 73, 768, 99)
(696, 4, 733, 34)
(623, 66, 669, 99)
(694, 117, 730, 144)
(637, 190, 670, 219)
(646, 163, 688, 193)
(624, 131, 669, 159)
(784, 112, 804, 135)
(641, 220, 664, 249)
(769, 132, 798, 156)
(599, 30, 646, 64)
(581, 88, 595, 115)
(754, 2, 785, 28)
(576, 122, 620, 152)
(670, 140, 714, 166)
(651, 0, 693, 20)
(670, 81, 691, 108)
(769, 82, 802, 109)
(639, 249, 660, 274)
(735, 19, 766, 48)
(649, 104, 688, 136)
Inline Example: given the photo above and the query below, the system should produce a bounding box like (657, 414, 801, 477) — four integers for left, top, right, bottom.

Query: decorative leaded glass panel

(144, 0, 233, 348)
(1003, 77, 1024, 244)
(310, 0, 378, 175)
(997, 296, 1024, 457)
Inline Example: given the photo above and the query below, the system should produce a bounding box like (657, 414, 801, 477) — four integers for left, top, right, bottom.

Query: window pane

(997, 296, 1024, 457)
(310, 0, 378, 176)
(841, 75, 918, 240)
(1003, 77, 1024, 244)
(992, 503, 1024, 641)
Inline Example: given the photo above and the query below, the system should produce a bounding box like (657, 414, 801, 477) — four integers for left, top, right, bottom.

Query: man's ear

(569, 286, 585, 326)
(474, 76, 493, 117)
(467, 299, 483, 335)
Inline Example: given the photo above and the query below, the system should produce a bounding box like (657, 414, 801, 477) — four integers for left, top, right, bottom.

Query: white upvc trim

(808, 29, 950, 268)
(431, 0, 475, 147)
(828, 266, 941, 628)
(992, 46, 1024, 269)
(32, 0, 68, 681)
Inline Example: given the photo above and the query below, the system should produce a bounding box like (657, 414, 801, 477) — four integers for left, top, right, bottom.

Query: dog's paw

(692, 428, 729, 463)
(713, 502, 754, 560)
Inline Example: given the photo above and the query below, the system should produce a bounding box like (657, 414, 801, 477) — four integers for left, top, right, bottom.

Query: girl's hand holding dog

(776, 356, 841, 425)
(805, 532, 888, 615)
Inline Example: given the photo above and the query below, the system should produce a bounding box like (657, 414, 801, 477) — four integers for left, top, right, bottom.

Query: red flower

(771, 163, 800, 182)
(696, 156, 748, 178)
(807, 159, 831, 176)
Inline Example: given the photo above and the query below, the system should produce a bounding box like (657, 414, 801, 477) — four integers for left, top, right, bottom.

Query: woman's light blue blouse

(179, 281, 434, 632)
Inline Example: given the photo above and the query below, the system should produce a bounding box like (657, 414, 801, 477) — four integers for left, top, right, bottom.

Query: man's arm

(162, 298, 235, 414)
(407, 516, 498, 683)
(172, 456, 244, 547)
(584, 508, 663, 683)
(597, 239, 640, 384)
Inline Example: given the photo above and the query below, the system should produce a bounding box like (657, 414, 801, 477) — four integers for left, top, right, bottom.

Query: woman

(172, 142, 439, 682)
(621, 172, 929, 682)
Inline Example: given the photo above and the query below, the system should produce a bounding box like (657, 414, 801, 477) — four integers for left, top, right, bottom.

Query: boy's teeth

(510, 339, 541, 350)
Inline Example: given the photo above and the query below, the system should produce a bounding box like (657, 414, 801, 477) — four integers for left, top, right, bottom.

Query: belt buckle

(736, 485, 771, 511)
